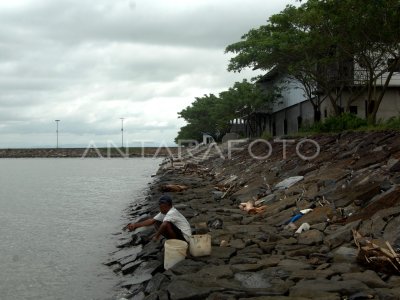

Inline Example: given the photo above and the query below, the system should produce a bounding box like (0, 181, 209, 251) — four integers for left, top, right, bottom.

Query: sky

(0, 0, 295, 148)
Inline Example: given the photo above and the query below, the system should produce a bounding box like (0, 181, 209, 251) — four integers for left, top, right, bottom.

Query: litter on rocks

(295, 222, 311, 234)
(274, 176, 304, 190)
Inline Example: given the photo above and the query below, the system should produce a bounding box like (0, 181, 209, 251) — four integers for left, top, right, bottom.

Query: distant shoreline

(0, 147, 179, 158)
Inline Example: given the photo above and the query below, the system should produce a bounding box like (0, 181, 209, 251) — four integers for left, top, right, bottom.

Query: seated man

(127, 195, 192, 242)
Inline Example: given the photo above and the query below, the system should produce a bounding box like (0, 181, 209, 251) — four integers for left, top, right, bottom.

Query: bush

(384, 116, 400, 129)
(300, 113, 367, 133)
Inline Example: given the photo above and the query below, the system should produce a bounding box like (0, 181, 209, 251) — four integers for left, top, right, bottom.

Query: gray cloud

(0, 0, 294, 148)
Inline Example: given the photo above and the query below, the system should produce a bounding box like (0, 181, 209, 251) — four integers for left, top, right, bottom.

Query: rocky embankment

(108, 130, 400, 300)
(0, 147, 177, 158)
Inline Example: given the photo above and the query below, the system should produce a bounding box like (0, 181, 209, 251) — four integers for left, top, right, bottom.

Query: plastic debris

(286, 213, 304, 224)
(295, 222, 311, 234)
(300, 208, 313, 215)
(274, 176, 304, 190)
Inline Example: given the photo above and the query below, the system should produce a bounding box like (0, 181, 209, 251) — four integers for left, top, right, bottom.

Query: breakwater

(108, 130, 400, 300)
(0, 147, 179, 158)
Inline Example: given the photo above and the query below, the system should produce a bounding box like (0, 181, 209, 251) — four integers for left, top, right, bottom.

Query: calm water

(0, 158, 161, 300)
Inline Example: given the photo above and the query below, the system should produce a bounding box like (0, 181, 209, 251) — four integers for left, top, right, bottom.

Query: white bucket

(189, 234, 211, 257)
(164, 239, 188, 270)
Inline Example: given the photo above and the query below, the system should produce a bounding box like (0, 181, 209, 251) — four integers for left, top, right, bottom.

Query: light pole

(55, 120, 60, 148)
(120, 117, 124, 148)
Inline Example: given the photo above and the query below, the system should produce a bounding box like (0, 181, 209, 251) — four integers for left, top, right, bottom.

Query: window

(284, 119, 288, 135)
(297, 116, 303, 129)
(349, 106, 358, 115)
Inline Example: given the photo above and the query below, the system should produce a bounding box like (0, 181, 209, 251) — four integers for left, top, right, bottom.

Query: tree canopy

(226, 0, 400, 124)
(175, 80, 278, 143)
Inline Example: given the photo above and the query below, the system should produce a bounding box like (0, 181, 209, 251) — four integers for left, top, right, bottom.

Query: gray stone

(121, 260, 143, 275)
(132, 291, 146, 300)
(278, 259, 313, 271)
(137, 241, 162, 259)
(170, 259, 206, 275)
(288, 269, 335, 281)
(135, 260, 163, 276)
(332, 246, 358, 263)
(229, 256, 259, 265)
(256, 194, 278, 205)
(121, 274, 153, 288)
(324, 220, 361, 249)
(311, 222, 327, 232)
(196, 265, 233, 278)
(342, 270, 388, 288)
(145, 273, 168, 294)
(229, 239, 246, 249)
(375, 288, 400, 300)
(327, 263, 362, 274)
(167, 280, 216, 300)
(289, 279, 370, 298)
(211, 246, 237, 259)
(231, 264, 263, 273)
(297, 229, 324, 245)
(234, 271, 290, 295)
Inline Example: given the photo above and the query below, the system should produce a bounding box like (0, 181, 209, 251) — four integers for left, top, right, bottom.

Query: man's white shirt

(154, 207, 192, 242)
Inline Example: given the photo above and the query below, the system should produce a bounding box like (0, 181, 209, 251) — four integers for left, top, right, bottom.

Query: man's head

(158, 195, 172, 214)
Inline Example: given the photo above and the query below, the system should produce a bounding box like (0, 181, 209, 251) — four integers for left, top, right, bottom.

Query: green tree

(226, 0, 400, 124)
(175, 80, 279, 142)
(175, 94, 218, 143)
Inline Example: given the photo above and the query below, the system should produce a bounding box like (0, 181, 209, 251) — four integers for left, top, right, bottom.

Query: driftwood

(353, 229, 400, 274)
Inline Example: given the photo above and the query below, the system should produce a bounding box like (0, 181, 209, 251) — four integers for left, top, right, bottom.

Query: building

(251, 63, 400, 137)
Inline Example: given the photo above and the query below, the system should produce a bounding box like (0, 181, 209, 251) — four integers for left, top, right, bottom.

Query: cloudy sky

(0, 0, 295, 148)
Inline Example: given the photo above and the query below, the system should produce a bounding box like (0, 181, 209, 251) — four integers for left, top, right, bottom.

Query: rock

(255, 194, 278, 206)
(230, 256, 259, 265)
(231, 264, 263, 273)
(119, 253, 139, 267)
(229, 239, 246, 249)
(383, 214, 400, 245)
(324, 220, 361, 249)
(289, 279, 371, 298)
(278, 259, 313, 271)
(120, 274, 153, 288)
(342, 270, 388, 288)
(196, 265, 233, 279)
(297, 229, 324, 245)
(134, 260, 163, 277)
(239, 298, 313, 300)
(332, 246, 358, 263)
(170, 259, 206, 275)
(234, 271, 290, 294)
(167, 280, 217, 300)
(275, 176, 304, 190)
(145, 273, 169, 294)
(137, 241, 163, 259)
(210, 246, 237, 259)
(208, 218, 224, 229)
(121, 260, 143, 275)
(206, 292, 237, 300)
(328, 262, 362, 274)
(132, 291, 145, 300)
(294, 206, 333, 226)
(288, 269, 335, 282)
(311, 222, 327, 231)
(257, 256, 282, 268)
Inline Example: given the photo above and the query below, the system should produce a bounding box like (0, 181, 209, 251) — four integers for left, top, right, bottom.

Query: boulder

(289, 279, 371, 298)
(342, 270, 388, 288)
(167, 280, 217, 300)
(324, 220, 361, 249)
(297, 229, 324, 245)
